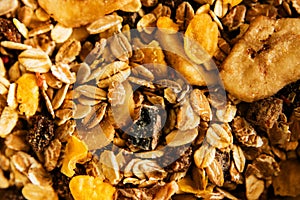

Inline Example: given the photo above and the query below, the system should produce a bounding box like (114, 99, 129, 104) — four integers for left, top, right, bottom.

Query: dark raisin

(246, 97, 283, 130)
(117, 11, 140, 28)
(51, 169, 74, 200)
(164, 146, 192, 173)
(26, 115, 55, 153)
(215, 150, 231, 180)
(126, 105, 162, 150)
(0, 18, 21, 42)
(0, 187, 26, 200)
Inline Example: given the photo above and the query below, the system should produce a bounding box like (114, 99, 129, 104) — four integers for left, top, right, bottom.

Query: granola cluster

(0, 0, 300, 200)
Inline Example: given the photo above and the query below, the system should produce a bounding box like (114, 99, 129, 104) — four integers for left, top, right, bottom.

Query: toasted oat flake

(51, 23, 73, 43)
(0, 106, 18, 138)
(18, 48, 52, 73)
(13, 18, 28, 39)
(51, 63, 76, 84)
(1, 41, 32, 50)
(87, 14, 123, 34)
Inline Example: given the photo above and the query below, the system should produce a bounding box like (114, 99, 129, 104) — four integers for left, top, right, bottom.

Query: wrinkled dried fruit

(184, 13, 218, 64)
(221, 16, 300, 102)
(273, 160, 300, 197)
(27, 115, 54, 153)
(61, 135, 88, 177)
(69, 175, 115, 200)
(16, 73, 39, 117)
(0, 18, 21, 42)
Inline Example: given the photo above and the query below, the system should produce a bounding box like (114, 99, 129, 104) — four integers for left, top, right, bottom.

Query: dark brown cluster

(26, 115, 55, 153)
(51, 169, 74, 200)
(0, 18, 21, 42)
(0, 187, 26, 200)
(164, 146, 192, 173)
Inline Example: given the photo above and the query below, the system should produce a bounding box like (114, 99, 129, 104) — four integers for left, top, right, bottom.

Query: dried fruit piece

(27, 115, 54, 153)
(246, 97, 283, 130)
(69, 175, 115, 200)
(0, 18, 21, 42)
(16, 73, 39, 117)
(184, 13, 218, 65)
(220, 16, 300, 102)
(61, 135, 88, 177)
(273, 160, 300, 197)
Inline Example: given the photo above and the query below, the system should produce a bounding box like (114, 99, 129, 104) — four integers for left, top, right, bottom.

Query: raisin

(0, 18, 21, 42)
(51, 169, 74, 200)
(26, 115, 54, 153)
(165, 147, 192, 173)
(0, 187, 26, 200)
(246, 97, 283, 130)
(126, 105, 162, 150)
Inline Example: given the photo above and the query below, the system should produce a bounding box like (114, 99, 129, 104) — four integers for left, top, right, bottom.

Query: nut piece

(220, 16, 300, 102)
(38, 0, 140, 27)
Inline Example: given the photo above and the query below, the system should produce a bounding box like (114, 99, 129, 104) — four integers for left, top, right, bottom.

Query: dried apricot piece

(184, 13, 218, 65)
(157, 16, 179, 34)
(16, 73, 39, 117)
(69, 175, 116, 200)
(61, 135, 88, 177)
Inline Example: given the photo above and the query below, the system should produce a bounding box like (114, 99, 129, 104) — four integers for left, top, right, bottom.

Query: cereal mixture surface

(0, 0, 300, 199)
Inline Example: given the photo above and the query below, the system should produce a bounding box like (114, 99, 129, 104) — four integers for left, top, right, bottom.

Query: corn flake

(184, 13, 218, 64)
(69, 175, 116, 200)
(16, 73, 39, 117)
(157, 16, 179, 34)
(61, 135, 88, 177)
